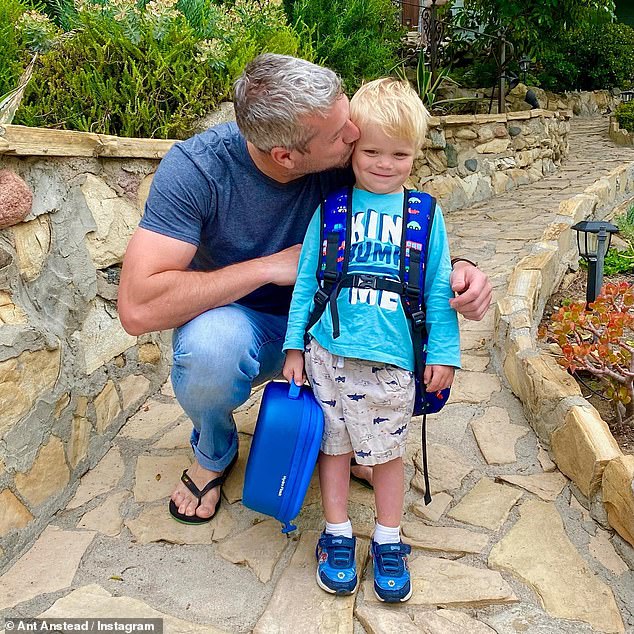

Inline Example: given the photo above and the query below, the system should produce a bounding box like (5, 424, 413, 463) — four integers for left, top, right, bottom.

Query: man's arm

(118, 228, 300, 335)
(449, 260, 492, 321)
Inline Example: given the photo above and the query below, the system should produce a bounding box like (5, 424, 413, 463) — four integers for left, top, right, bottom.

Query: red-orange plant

(541, 281, 634, 426)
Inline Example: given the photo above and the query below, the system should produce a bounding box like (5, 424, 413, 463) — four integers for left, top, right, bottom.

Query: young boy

(282, 78, 460, 603)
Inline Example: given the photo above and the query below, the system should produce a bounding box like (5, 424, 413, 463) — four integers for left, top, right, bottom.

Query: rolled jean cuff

(191, 428, 238, 472)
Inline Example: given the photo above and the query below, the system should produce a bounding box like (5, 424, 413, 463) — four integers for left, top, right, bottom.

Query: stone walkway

(2, 117, 634, 634)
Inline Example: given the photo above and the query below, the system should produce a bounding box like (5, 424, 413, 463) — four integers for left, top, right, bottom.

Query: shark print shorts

(305, 338, 415, 466)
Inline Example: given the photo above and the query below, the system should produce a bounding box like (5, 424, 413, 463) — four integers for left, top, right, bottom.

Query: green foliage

(542, 281, 634, 422)
(28, 0, 76, 30)
(455, 0, 615, 57)
(616, 101, 634, 133)
(565, 22, 634, 90)
(13, 0, 309, 138)
(0, 0, 30, 96)
(534, 47, 580, 92)
(602, 248, 634, 276)
(288, 0, 404, 93)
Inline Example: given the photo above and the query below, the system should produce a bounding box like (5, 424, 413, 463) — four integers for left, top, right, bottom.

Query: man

(118, 54, 491, 524)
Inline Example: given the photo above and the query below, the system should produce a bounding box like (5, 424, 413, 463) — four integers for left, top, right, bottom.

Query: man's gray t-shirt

(139, 122, 351, 315)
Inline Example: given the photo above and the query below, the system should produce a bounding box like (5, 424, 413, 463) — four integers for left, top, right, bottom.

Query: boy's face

(352, 123, 416, 195)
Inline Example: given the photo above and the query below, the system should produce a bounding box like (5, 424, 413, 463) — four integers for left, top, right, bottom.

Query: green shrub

(0, 0, 30, 97)
(534, 48, 580, 92)
(616, 101, 634, 133)
(14, 0, 310, 138)
(566, 22, 634, 90)
(288, 0, 404, 93)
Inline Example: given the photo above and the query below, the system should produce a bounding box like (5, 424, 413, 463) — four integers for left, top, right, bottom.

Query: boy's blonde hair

(350, 78, 429, 149)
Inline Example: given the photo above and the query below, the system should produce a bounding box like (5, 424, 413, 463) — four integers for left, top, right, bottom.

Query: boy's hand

(423, 365, 455, 393)
(283, 349, 306, 386)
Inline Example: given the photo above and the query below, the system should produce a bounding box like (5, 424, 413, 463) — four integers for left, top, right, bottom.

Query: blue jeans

(171, 304, 288, 472)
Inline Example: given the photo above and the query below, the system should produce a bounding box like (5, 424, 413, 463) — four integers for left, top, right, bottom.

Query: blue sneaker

(371, 539, 412, 602)
(315, 533, 358, 595)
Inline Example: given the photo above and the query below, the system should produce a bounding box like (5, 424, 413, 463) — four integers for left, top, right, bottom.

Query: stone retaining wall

(0, 148, 171, 565)
(412, 109, 571, 212)
(494, 161, 634, 547)
(609, 116, 634, 146)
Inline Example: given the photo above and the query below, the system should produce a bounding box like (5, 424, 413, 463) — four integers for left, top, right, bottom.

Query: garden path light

(572, 220, 619, 305)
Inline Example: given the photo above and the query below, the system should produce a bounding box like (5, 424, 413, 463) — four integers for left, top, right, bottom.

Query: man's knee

(173, 307, 256, 384)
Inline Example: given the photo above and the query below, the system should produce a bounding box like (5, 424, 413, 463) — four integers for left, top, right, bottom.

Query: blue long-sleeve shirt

(283, 188, 460, 371)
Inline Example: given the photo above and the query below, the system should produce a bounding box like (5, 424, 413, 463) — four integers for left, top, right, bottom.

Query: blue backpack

(304, 185, 449, 504)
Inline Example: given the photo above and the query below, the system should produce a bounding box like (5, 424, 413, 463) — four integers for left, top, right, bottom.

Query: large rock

(411, 444, 473, 495)
(14, 436, 70, 507)
(12, 215, 51, 280)
(133, 453, 191, 503)
(254, 531, 368, 633)
(362, 554, 517, 607)
(77, 490, 129, 536)
(119, 398, 183, 439)
(0, 347, 61, 437)
(551, 406, 621, 498)
(81, 174, 143, 268)
(94, 380, 121, 433)
(39, 584, 226, 633)
(498, 472, 567, 501)
(0, 526, 95, 610)
(0, 489, 33, 536)
(451, 371, 501, 403)
(72, 297, 137, 374)
(67, 445, 124, 509)
(125, 502, 234, 545)
(602, 455, 634, 547)
(0, 169, 32, 228)
(119, 374, 151, 411)
(447, 478, 523, 531)
(489, 499, 624, 632)
(471, 406, 528, 464)
(217, 519, 289, 582)
(402, 521, 489, 554)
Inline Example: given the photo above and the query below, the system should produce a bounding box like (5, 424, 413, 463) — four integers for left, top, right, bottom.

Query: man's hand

(423, 365, 455, 392)
(449, 261, 492, 321)
(283, 349, 306, 386)
(262, 244, 302, 286)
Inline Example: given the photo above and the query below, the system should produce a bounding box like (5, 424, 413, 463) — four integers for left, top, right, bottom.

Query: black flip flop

(350, 457, 373, 490)
(169, 452, 238, 525)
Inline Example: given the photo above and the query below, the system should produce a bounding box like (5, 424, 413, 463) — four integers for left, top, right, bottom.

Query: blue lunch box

(242, 381, 324, 534)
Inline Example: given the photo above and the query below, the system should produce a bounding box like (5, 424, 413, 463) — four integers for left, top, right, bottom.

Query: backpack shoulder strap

(305, 185, 352, 338)
(400, 190, 436, 315)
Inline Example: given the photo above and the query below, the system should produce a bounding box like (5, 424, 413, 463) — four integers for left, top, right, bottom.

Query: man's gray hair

(234, 54, 342, 153)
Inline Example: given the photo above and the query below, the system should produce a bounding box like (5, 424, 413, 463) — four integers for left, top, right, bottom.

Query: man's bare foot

(350, 462, 373, 488)
(171, 460, 221, 520)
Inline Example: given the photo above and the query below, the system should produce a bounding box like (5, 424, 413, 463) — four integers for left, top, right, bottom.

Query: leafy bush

(13, 0, 311, 138)
(0, 0, 30, 97)
(534, 47, 580, 92)
(542, 282, 634, 425)
(601, 248, 634, 275)
(288, 0, 404, 93)
(565, 22, 634, 90)
(616, 101, 634, 133)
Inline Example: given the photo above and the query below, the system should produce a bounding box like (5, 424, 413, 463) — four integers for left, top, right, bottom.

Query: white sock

(373, 522, 400, 545)
(325, 519, 353, 538)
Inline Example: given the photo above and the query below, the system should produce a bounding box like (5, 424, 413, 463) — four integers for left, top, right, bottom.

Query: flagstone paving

(2, 117, 634, 633)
